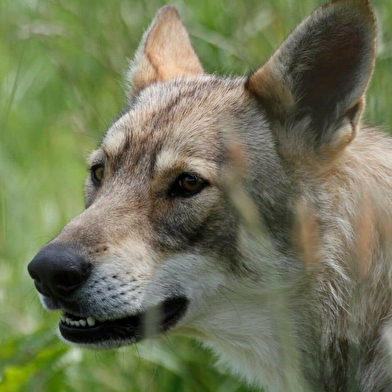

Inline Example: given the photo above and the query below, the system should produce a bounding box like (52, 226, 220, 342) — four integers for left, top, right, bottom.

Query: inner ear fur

(127, 6, 203, 99)
(246, 0, 376, 161)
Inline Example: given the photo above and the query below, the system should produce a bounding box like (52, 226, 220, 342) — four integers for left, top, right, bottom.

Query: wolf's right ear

(246, 0, 376, 164)
(127, 6, 203, 100)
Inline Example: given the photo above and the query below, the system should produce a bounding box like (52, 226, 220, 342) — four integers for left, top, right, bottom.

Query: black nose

(28, 243, 92, 300)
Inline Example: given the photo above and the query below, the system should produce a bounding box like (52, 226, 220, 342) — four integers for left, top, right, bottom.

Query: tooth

(79, 319, 86, 327)
(61, 314, 66, 322)
(70, 321, 75, 326)
(74, 321, 80, 327)
(66, 318, 71, 324)
(87, 317, 95, 327)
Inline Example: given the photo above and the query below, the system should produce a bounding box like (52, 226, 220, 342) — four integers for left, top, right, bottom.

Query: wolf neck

(186, 274, 315, 391)
(182, 224, 316, 391)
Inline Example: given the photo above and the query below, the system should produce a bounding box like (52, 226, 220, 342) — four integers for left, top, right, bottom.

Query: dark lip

(59, 296, 189, 346)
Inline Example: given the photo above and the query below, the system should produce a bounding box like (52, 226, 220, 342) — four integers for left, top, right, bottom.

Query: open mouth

(59, 296, 189, 346)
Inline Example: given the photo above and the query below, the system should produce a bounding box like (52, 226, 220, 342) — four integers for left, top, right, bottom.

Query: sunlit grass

(1, 0, 392, 390)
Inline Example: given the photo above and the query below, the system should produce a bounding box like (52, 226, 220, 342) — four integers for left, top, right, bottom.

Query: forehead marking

(155, 149, 180, 173)
(102, 117, 129, 158)
(88, 149, 105, 166)
(155, 148, 220, 183)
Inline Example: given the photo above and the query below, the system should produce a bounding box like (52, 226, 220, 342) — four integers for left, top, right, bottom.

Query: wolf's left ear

(246, 0, 376, 160)
(127, 6, 203, 99)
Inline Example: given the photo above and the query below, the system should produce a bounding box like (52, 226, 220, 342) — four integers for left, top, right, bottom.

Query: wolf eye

(91, 164, 104, 186)
(170, 174, 207, 197)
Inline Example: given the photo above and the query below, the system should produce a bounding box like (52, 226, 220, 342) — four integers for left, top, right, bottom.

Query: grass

(1, 0, 392, 390)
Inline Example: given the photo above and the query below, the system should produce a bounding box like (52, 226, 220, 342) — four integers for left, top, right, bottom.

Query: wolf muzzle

(27, 242, 189, 346)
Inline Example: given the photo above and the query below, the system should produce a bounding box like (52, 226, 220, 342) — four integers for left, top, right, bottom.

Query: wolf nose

(27, 244, 92, 300)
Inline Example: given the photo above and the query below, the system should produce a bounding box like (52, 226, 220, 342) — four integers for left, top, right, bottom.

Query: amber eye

(91, 164, 104, 185)
(170, 173, 207, 197)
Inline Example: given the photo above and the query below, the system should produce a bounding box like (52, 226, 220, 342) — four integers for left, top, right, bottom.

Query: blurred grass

(0, 0, 391, 390)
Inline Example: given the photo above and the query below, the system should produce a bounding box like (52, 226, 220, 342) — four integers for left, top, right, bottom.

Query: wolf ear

(246, 0, 376, 160)
(127, 6, 203, 99)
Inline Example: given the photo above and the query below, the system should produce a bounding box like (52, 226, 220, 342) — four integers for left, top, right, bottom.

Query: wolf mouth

(59, 296, 189, 345)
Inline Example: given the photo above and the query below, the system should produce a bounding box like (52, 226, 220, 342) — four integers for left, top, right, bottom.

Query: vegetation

(1, 0, 392, 390)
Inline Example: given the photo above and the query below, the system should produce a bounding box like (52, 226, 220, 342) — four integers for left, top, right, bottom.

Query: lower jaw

(58, 296, 189, 347)
(59, 320, 143, 346)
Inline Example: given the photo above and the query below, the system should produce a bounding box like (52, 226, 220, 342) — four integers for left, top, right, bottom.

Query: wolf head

(28, 1, 377, 385)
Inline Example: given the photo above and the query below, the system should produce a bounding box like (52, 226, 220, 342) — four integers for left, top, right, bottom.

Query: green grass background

(1, 0, 392, 391)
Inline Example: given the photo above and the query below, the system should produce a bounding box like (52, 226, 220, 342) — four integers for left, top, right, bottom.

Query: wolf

(27, 0, 392, 390)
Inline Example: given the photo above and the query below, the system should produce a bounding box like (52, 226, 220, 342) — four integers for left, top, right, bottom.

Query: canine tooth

(79, 319, 86, 327)
(66, 318, 71, 324)
(87, 317, 96, 327)
(60, 314, 66, 322)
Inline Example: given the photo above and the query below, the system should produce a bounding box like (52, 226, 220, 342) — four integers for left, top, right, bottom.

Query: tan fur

(128, 6, 203, 98)
(28, 1, 392, 391)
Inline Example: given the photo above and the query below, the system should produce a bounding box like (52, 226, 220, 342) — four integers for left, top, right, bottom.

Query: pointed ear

(246, 0, 376, 160)
(127, 6, 203, 99)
